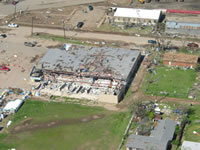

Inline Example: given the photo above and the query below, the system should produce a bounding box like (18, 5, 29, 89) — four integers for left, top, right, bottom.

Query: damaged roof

(37, 46, 141, 81)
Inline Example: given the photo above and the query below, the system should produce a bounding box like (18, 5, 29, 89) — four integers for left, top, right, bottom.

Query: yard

(0, 99, 130, 150)
(143, 66, 197, 99)
(184, 105, 200, 142)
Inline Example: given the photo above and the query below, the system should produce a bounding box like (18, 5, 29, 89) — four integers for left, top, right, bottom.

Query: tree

(130, 100, 147, 119)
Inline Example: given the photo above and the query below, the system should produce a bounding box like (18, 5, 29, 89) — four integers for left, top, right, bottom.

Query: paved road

(8, 26, 185, 47)
(0, 0, 105, 17)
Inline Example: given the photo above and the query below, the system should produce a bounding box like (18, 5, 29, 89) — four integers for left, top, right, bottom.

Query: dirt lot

(11, 5, 106, 30)
(0, 27, 59, 90)
(0, 0, 105, 17)
(166, 13, 200, 23)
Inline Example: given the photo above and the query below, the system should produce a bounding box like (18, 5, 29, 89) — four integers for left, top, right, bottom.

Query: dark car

(0, 34, 7, 38)
(148, 40, 157, 44)
(88, 5, 93, 11)
(77, 22, 84, 28)
(24, 42, 36, 47)
(187, 42, 199, 48)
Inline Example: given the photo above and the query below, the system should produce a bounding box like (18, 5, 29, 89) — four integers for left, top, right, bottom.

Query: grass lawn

(184, 105, 200, 142)
(143, 66, 197, 99)
(0, 100, 130, 150)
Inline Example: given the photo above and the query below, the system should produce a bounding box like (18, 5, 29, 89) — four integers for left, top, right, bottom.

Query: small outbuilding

(163, 52, 198, 68)
(181, 141, 200, 150)
(106, 8, 161, 26)
(3, 99, 24, 113)
(166, 21, 200, 37)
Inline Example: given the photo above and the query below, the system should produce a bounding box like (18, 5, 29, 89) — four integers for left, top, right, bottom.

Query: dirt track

(13, 26, 186, 47)
(12, 114, 105, 134)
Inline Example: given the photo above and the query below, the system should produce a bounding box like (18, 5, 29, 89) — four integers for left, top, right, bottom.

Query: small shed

(163, 53, 198, 68)
(181, 141, 200, 150)
(3, 99, 24, 113)
(166, 21, 200, 37)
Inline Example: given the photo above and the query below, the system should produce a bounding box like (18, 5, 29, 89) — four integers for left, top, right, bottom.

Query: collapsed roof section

(36, 46, 141, 81)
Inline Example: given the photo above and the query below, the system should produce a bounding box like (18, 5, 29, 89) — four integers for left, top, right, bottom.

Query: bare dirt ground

(24, 26, 185, 46)
(11, 114, 105, 134)
(0, 27, 59, 90)
(10, 5, 107, 30)
(107, 0, 130, 6)
(166, 13, 200, 23)
(0, 0, 105, 17)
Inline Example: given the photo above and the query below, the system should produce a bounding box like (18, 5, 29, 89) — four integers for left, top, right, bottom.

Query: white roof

(182, 141, 200, 150)
(155, 107, 161, 112)
(114, 8, 161, 20)
(4, 99, 24, 112)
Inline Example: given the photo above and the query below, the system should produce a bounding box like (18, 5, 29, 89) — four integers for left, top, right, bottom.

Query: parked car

(148, 40, 157, 44)
(0, 65, 10, 71)
(0, 34, 7, 38)
(8, 23, 18, 28)
(88, 5, 93, 11)
(77, 22, 84, 28)
(187, 42, 199, 48)
(24, 42, 36, 47)
(135, 34, 141, 37)
(11, 0, 19, 5)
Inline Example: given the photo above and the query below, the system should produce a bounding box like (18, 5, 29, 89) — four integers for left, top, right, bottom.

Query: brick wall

(163, 60, 197, 68)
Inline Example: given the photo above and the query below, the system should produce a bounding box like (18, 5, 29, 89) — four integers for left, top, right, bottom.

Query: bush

(195, 63, 200, 72)
(172, 140, 180, 146)
(175, 126, 181, 135)
(146, 110, 155, 121)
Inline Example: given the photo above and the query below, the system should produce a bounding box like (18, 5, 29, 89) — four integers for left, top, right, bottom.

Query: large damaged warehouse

(31, 45, 141, 103)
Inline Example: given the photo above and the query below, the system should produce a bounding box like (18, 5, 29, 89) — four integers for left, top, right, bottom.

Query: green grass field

(143, 66, 197, 99)
(184, 105, 200, 142)
(0, 100, 130, 150)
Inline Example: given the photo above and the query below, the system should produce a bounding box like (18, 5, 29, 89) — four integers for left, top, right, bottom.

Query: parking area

(5, 5, 106, 30)
(0, 0, 105, 17)
(0, 27, 59, 90)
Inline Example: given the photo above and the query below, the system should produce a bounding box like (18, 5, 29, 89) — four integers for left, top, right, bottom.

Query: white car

(8, 23, 18, 28)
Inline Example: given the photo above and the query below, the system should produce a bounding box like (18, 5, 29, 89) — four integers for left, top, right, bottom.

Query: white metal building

(110, 8, 161, 25)
(3, 99, 24, 113)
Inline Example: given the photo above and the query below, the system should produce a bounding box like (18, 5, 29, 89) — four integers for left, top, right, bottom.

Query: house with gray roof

(126, 119, 176, 150)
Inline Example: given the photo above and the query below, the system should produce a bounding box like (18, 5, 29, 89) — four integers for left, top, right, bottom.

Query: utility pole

(63, 20, 66, 39)
(14, 4, 16, 15)
(31, 17, 34, 35)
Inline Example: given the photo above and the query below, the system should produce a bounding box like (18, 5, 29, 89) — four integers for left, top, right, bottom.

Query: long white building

(107, 8, 162, 25)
